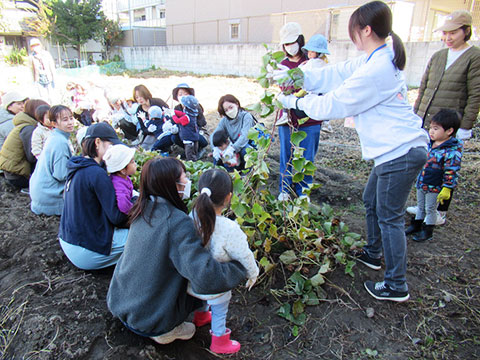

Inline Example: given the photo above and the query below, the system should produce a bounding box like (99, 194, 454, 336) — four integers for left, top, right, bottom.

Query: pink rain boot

(210, 328, 241, 354)
(192, 311, 211, 327)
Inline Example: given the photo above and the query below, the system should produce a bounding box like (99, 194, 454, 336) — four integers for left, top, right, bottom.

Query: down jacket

(414, 46, 480, 130)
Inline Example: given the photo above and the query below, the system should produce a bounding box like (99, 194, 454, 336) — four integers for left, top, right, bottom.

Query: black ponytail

(192, 168, 233, 246)
(390, 31, 406, 70)
(349, 1, 406, 70)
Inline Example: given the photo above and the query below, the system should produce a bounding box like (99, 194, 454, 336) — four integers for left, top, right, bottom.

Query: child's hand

(138, 112, 146, 121)
(437, 187, 452, 204)
(212, 147, 221, 161)
(245, 277, 257, 291)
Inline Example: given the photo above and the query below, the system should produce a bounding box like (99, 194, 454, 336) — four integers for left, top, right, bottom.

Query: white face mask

(177, 179, 192, 200)
(225, 106, 238, 119)
(178, 96, 184, 104)
(284, 43, 300, 56)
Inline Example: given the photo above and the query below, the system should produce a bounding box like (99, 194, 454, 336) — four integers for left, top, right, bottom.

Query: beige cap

(279, 22, 302, 44)
(29, 38, 41, 48)
(2, 91, 28, 109)
(103, 144, 136, 173)
(435, 10, 472, 32)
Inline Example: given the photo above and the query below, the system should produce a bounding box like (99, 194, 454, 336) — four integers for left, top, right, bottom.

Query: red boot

(210, 328, 241, 354)
(192, 311, 211, 327)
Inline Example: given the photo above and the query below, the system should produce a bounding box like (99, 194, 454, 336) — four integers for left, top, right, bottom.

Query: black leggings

(437, 189, 454, 212)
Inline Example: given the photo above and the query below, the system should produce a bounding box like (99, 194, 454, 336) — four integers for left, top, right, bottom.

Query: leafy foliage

(4, 47, 28, 66)
(100, 19, 124, 60)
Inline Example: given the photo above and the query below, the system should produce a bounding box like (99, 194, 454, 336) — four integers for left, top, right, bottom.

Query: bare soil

(1, 72, 479, 359)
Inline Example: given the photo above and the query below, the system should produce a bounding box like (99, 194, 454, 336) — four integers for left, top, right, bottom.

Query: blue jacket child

(146, 106, 165, 138)
(172, 95, 199, 143)
(416, 136, 463, 193)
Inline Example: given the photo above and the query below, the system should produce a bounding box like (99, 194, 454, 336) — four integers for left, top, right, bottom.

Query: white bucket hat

(280, 22, 302, 44)
(103, 144, 136, 173)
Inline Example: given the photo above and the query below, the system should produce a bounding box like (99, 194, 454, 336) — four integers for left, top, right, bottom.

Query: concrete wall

(122, 41, 480, 86)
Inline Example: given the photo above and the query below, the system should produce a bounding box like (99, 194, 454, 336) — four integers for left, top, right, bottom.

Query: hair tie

(201, 187, 212, 197)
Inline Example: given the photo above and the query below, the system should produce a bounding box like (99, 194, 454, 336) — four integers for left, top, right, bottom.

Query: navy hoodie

(59, 156, 128, 255)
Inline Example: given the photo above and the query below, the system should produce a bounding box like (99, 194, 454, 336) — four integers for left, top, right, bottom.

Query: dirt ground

(1, 72, 480, 359)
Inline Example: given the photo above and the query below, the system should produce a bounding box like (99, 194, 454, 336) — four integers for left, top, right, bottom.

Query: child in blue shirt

(405, 109, 463, 241)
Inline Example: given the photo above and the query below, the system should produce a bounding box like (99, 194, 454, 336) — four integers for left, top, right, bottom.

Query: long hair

(129, 157, 187, 225)
(192, 168, 233, 246)
(348, 1, 406, 70)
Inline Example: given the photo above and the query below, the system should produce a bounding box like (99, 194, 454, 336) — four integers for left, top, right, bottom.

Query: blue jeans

(363, 147, 427, 292)
(59, 228, 128, 270)
(209, 300, 229, 337)
(415, 189, 438, 225)
(278, 124, 321, 196)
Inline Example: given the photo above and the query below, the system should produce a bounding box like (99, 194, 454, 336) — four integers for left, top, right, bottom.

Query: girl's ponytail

(390, 31, 406, 71)
(193, 190, 216, 246)
(193, 169, 233, 246)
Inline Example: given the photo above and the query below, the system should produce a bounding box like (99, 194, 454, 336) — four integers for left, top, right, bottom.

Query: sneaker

(406, 206, 418, 215)
(20, 188, 30, 195)
(277, 192, 290, 202)
(150, 322, 195, 345)
(435, 211, 446, 226)
(364, 280, 410, 302)
(351, 249, 381, 270)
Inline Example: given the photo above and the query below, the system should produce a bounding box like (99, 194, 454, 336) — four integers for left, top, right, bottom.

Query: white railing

(117, 0, 165, 12)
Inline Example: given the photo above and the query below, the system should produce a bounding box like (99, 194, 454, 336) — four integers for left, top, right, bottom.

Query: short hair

(212, 130, 229, 147)
(34, 104, 51, 124)
(48, 105, 72, 124)
(430, 109, 461, 136)
(460, 25, 472, 41)
(217, 94, 241, 117)
(24, 99, 49, 119)
(133, 85, 152, 102)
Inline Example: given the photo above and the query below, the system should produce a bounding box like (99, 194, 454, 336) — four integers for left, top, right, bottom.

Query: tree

(101, 19, 123, 60)
(46, 0, 105, 60)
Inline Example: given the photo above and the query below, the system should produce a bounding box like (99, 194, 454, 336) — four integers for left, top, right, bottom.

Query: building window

(230, 23, 239, 41)
(159, 10, 165, 19)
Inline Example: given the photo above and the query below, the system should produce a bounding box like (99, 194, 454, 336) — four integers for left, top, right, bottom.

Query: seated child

(212, 130, 240, 168)
(103, 144, 137, 214)
(405, 109, 462, 241)
(108, 95, 138, 141)
(172, 95, 200, 161)
(189, 168, 259, 354)
(31, 104, 52, 159)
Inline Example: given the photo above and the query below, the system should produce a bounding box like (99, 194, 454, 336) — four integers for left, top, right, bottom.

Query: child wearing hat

(103, 144, 137, 214)
(172, 95, 200, 161)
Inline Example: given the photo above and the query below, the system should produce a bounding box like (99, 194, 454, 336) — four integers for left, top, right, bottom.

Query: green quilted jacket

(414, 46, 480, 130)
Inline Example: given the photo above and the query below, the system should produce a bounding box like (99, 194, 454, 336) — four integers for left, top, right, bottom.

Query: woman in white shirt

(278, 0, 429, 302)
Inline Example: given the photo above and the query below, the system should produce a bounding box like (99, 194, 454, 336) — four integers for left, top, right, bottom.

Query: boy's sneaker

(435, 211, 446, 225)
(406, 206, 418, 215)
(351, 249, 381, 270)
(364, 280, 410, 302)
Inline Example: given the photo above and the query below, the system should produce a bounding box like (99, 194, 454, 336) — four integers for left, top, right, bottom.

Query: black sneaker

(364, 280, 410, 302)
(351, 249, 381, 270)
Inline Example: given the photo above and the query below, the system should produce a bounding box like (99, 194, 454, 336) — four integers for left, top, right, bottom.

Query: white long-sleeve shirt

(297, 46, 428, 166)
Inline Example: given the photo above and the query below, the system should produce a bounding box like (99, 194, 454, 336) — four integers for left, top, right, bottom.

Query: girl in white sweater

(191, 168, 258, 354)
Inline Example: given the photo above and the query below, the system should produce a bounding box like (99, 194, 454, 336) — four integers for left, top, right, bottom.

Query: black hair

(48, 105, 72, 124)
(282, 35, 305, 58)
(81, 136, 113, 158)
(192, 168, 233, 246)
(217, 94, 243, 117)
(460, 25, 472, 41)
(430, 109, 461, 136)
(34, 104, 51, 125)
(212, 130, 229, 147)
(129, 157, 188, 225)
(348, 1, 406, 70)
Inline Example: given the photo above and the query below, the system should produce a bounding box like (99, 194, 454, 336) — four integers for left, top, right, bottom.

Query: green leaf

(260, 104, 274, 117)
(297, 116, 309, 125)
(245, 102, 262, 113)
(274, 99, 284, 109)
(292, 158, 306, 172)
(277, 303, 291, 319)
(262, 54, 271, 67)
(272, 50, 286, 62)
(290, 131, 307, 146)
(292, 300, 305, 317)
(292, 172, 304, 183)
(258, 77, 269, 88)
(259, 256, 275, 272)
(292, 325, 299, 337)
(279, 250, 297, 265)
(233, 177, 244, 194)
(310, 273, 325, 286)
(318, 259, 331, 274)
(252, 203, 263, 215)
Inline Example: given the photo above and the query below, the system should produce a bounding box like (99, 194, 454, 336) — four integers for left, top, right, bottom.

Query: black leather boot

(405, 217, 423, 235)
(413, 224, 434, 242)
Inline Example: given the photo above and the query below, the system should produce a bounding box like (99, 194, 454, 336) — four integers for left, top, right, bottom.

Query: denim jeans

(363, 147, 427, 292)
(278, 124, 321, 196)
(415, 189, 438, 225)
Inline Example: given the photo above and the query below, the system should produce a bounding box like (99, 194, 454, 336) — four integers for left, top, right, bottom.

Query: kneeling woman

(59, 123, 129, 270)
(107, 157, 246, 345)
